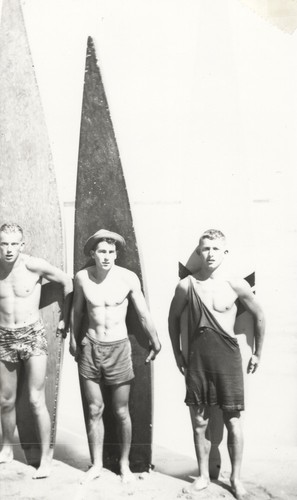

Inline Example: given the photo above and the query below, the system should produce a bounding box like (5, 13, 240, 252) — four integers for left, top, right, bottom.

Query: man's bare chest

(0, 269, 40, 299)
(84, 280, 130, 308)
(194, 278, 237, 313)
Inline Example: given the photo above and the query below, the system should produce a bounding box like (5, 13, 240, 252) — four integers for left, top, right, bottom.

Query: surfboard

(178, 249, 255, 479)
(0, 0, 65, 466)
(74, 37, 152, 473)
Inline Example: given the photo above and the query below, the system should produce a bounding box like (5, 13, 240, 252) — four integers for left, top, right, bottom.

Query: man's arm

(231, 277, 266, 374)
(128, 273, 161, 363)
(168, 279, 188, 375)
(69, 273, 86, 360)
(27, 256, 73, 334)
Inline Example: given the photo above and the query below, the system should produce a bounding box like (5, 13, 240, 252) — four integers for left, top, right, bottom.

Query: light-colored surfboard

(178, 250, 255, 479)
(0, 0, 64, 466)
(74, 37, 153, 472)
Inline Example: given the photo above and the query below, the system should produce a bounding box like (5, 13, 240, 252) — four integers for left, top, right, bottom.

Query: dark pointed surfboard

(74, 37, 152, 472)
(0, 0, 64, 466)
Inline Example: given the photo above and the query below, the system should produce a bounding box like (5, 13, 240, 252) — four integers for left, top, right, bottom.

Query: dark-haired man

(70, 229, 161, 483)
(0, 223, 73, 478)
(168, 229, 265, 500)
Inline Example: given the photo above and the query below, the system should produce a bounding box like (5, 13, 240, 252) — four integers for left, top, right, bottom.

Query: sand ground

(1, 439, 296, 500)
(0, 458, 279, 500)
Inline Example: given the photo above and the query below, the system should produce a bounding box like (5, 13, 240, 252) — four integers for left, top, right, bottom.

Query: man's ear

(90, 250, 95, 259)
(20, 241, 25, 252)
(224, 249, 229, 254)
(195, 246, 201, 255)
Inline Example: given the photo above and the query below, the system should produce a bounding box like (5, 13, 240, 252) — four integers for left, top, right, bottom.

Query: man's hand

(145, 341, 162, 363)
(176, 351, 187, 375)
(247, 354, 260, 374)
(56, 319, 67, 339)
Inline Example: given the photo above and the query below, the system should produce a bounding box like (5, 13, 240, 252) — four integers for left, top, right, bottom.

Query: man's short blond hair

(199, 229, 226, 246)
(0, 223, 23, 238)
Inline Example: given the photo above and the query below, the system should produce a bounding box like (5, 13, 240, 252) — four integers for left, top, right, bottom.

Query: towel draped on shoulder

(185, 277, 244, 411)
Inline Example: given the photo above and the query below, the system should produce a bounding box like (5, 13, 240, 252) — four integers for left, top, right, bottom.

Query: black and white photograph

(0, 1, 296, 499)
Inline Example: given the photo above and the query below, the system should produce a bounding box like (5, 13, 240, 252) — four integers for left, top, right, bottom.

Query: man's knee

(0, 393, 16, 412)
(191, 405, 209, 432)
(29, 390, 46, 414)
(223, 411, 242, 433)
(193, 418, 208, 436)
(88, 401, 105, 420)
(113, 404, 130, 423)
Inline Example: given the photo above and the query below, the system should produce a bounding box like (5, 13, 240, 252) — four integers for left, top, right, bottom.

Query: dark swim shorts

(0, 320, 47, 363)
(78, 334, 135, 385)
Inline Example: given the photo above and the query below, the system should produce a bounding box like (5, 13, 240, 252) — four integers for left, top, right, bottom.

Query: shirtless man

(168, 229, 265, 500)
(0, 223, 73, 479)
(70, 229, 161, 483)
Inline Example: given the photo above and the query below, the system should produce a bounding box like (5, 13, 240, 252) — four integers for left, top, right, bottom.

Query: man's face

(0, 231, 24, 264)
(199, 237, 227, 270)
(91, 240, 117, 271)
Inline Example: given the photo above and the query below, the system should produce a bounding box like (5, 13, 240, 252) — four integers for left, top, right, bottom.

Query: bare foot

(32, 464, 51, 479)
(182, 476, 210, 494)
(0, 448, 14, 464)
(120, 464, 135, 483)
(80, 465, 102, 484)
(231, 479, 248, 500)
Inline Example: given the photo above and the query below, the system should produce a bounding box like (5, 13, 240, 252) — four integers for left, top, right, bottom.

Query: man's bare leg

(111, 382, 135, 483)
(25, 356, 53, 479)
(0, 361, 18, 463)
(80, 377, 104, 483)
(184, 405, 211, 492)
(223, 411, 247, 500)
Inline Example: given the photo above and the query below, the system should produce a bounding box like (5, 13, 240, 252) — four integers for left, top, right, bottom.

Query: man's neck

(92, 264, 115, 283)
(196, 265, 222, 281)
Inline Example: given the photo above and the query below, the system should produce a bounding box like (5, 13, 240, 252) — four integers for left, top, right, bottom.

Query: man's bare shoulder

(114, 265, 136, 277)
(22, 254, 45, 274)
(75, 267, 92, 282)
(226, 273, 252, 296)
(114, 265, 140, 287)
